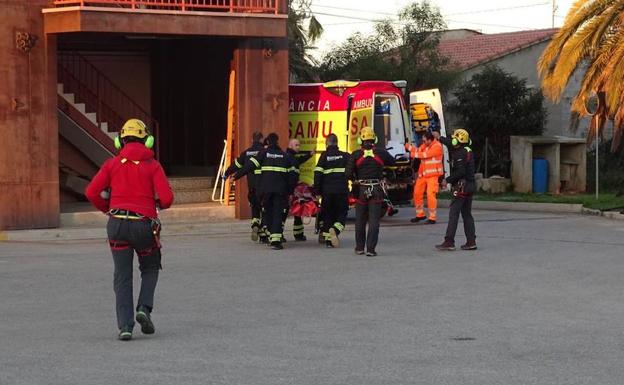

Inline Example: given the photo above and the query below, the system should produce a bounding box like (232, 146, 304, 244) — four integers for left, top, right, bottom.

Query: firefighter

(406, 131, 444, 224)
(313, 133, 350, 248)
(85, 118, 174, 341)
(223, 131, 264, 242)
(233, 133, 297, 250)
(345, 127, 396, 256)
(432, 129, 477, 251)
(285, 138, 313, 241)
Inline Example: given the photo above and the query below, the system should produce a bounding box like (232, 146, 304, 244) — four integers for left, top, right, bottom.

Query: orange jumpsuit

(407, 139, 444, 221)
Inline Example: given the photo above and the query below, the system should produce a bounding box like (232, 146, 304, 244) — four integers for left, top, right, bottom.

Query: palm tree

(538, 0, 624, 150)
(288, 0, 323, 82)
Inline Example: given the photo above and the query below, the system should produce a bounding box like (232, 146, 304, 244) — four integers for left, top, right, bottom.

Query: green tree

(288, 0, 323, 82)
(318, 1, 457, 92)
(538, 0, 624, 150)
(449, 66, 547, 177)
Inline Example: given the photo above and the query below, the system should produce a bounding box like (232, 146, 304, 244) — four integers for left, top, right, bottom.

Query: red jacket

(85, 143, 174, 218)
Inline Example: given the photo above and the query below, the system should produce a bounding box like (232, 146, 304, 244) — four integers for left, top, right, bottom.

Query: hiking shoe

(355, 249, 365, 255)
(435, 240, 456, 251)
(136, 306, 155, 335)
(325, 240, 334, 248)
(294, 234, 307, 242)
(424, 219, 436, 225)
(460, 241, 478, 250)
(329, 228, 339, 248)
(118, 326, 133, 341)
(366, 250, 377, 257)
(270, 241, 284, 250)
(259, 235, 269, 244)
(410, 216, 426, 223)
(251, 225, 260, 242)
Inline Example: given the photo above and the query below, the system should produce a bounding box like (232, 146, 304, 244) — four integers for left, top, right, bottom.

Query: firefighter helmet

(115, 119, 154, 149)
(359, 126, 377, 143)
(451, 128, 470, 145)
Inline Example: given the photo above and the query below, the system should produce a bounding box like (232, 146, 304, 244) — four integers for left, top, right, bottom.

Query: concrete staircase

(57, 83, 114, 140)
(169, 176, 217, 204)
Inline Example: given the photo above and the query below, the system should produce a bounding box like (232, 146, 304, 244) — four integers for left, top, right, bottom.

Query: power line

(444, 2, 550, 16)
(311, 2, 551, 18)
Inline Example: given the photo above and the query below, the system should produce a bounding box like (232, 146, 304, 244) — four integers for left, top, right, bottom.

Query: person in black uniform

(313, 133, 350, 248)
(286, 138, 313, 241)
(224, 131, 264, 242)
(345, 127, 396, 257)
(432, 128, 477, 251)
(234, 133, 297, 250)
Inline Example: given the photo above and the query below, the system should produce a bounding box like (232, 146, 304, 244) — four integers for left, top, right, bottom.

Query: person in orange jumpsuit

(406, 131, 444, 224)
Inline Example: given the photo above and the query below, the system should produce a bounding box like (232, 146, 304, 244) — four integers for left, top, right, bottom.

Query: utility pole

(552, 0, 557, 28)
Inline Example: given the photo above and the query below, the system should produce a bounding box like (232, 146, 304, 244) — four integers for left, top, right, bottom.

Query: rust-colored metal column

(0, 1, 59, 230)
(233, 37, 289, 219)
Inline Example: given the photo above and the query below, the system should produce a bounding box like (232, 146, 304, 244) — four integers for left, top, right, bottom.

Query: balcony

(43, 0, 288, 37)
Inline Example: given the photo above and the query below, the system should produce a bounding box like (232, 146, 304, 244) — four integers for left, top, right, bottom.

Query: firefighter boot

(460, 240, 478, 250)
(136, 306, 155, 335)
(118, 325, 133, 341)
(435, 239, 456, 251)
(329, 227, 340, 248)
(251, 224, 260, 242)
(270, 241, 284, 250)
(294, 234, 307, 241)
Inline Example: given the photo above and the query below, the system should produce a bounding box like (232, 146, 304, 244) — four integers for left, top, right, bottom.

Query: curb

(438, 199, 583, 213)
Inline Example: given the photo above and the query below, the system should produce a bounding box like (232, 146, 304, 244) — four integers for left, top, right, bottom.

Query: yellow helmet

(452, 128, 470, 144)
(120, 119, 149, 139)
(360, 126, 376, 142)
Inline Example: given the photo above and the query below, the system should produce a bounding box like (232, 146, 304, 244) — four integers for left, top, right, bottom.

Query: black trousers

(322, 192, 349, 235)
(263, 192, 288, 243)
(107, 217, 161, 330)
(248, 188, 262, 227)
(444, 195, 476, 243)
(355, 186, 384, 252)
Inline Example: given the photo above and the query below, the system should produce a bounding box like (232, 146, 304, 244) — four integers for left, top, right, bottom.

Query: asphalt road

(2, 208, 624, 385)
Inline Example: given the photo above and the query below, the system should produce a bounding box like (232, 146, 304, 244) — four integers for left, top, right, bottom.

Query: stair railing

(57, 51, 160, 159)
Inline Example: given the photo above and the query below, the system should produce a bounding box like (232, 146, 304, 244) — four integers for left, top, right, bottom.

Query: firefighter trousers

(321, 193, 349, 237)
(413, 176, 439, 220)
(355, 186, 384, 252)
(445, 195, 476, 243)
(248, 188, 262, 228)
(263, 192, 288, 244)
(107, 217, 161, 330)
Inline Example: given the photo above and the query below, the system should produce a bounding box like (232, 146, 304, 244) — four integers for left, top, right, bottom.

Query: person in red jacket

(85, 118, 174, 341)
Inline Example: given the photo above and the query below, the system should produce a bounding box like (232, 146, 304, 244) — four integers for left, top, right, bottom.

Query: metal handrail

(58, 51, 160, 159)
(52, 0, 282, 14)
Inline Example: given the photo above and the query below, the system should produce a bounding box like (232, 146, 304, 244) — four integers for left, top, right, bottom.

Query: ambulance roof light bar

(323, 80, 359, 96)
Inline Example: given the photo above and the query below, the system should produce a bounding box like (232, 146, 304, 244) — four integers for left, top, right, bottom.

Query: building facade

(1, 0, 289, 230)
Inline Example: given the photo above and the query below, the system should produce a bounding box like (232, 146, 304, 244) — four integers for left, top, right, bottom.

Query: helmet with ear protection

(114, 118, 155, 150)
(357, 126, 378, 145)
(451, 128, 470, 146)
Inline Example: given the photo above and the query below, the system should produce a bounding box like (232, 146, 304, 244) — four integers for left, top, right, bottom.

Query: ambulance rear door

(409, 88, 449, 177)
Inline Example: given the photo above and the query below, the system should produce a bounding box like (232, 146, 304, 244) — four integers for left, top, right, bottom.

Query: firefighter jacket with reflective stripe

(314, 145, 350, 194)
(223, 141, 264, 189)
(345, 144, 396, 181)
(85, 142, 174, 218)
(439, 136, 476, 194)
(234, 144, 298, 194)
(406, 139, 444, 178)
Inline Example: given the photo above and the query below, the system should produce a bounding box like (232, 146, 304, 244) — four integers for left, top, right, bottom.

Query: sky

(309, 0, 575, 60)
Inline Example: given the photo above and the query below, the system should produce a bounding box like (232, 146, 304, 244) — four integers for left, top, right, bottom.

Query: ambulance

(288, 80, 447, 204)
